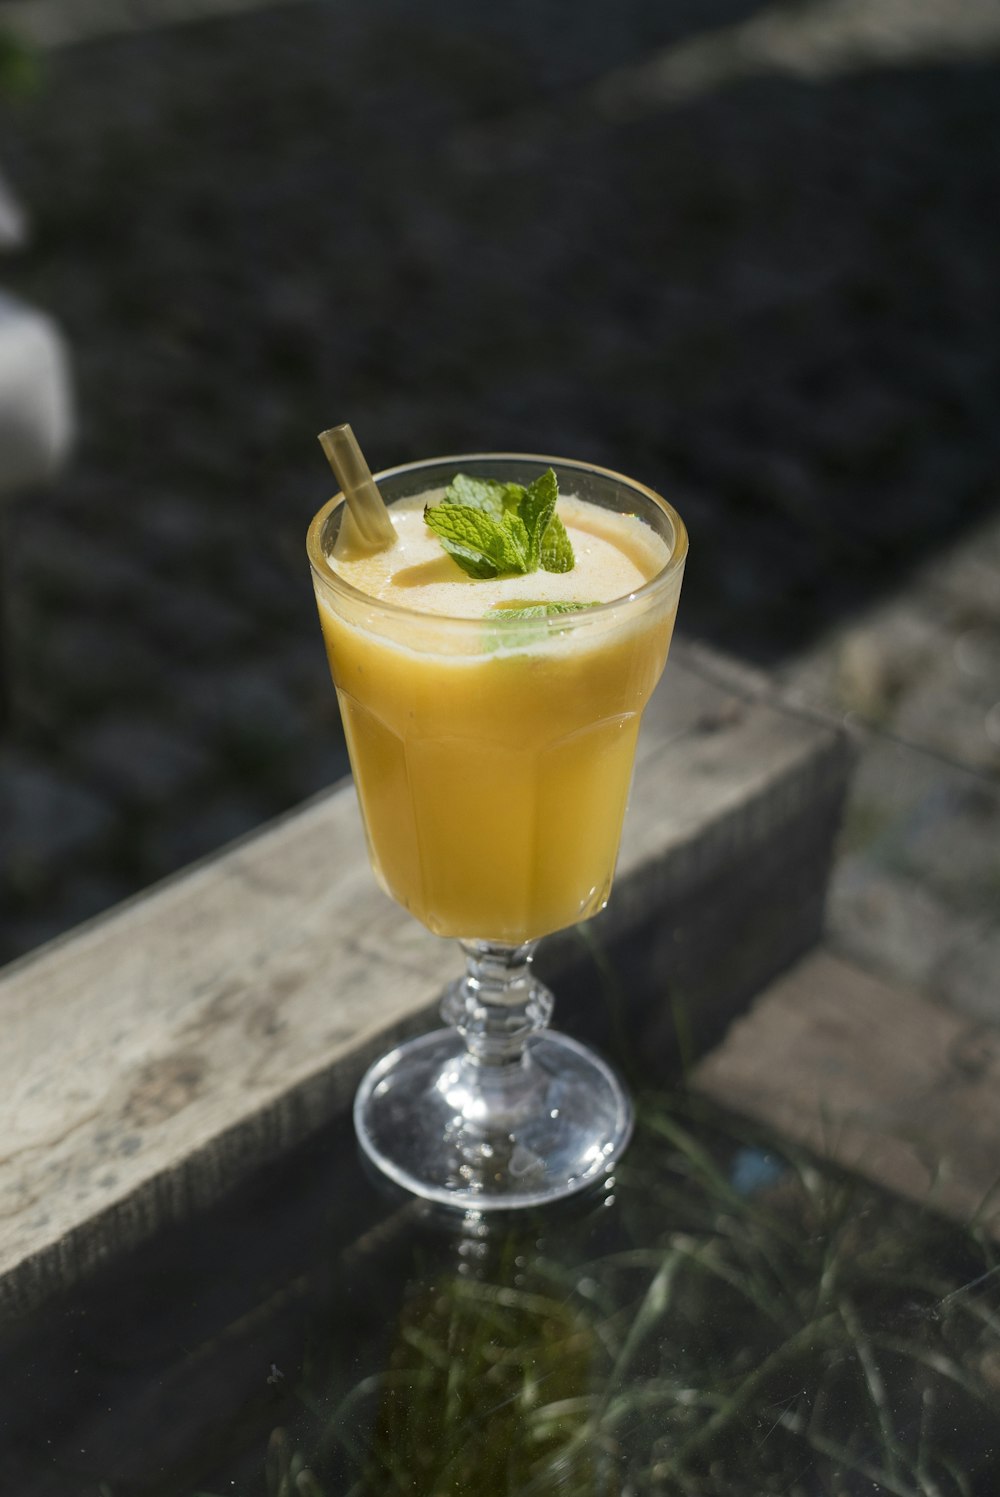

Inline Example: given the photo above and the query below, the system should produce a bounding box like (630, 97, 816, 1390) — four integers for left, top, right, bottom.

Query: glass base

(354, 1027, 633, 1211)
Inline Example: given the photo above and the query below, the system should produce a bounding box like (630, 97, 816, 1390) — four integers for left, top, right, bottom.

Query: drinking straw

(318, 423, 397, 550)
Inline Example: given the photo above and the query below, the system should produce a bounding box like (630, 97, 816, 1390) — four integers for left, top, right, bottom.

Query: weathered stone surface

(781, 511, 1000, 777)
(779, 513, 1000, 1021)
(694, 948, 1000, 1237)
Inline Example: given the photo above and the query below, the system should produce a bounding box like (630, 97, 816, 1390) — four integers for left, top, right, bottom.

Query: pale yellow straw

(318, 423, 396, 551)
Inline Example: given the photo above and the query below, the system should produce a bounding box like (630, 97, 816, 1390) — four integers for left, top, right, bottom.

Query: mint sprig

(424, 468, 575, 578)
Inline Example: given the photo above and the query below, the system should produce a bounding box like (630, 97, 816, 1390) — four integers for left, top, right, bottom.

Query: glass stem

(441, 941, 554, 1066)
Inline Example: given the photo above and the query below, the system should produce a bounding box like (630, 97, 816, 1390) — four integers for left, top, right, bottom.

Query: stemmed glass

(307, 454, 686, 1209)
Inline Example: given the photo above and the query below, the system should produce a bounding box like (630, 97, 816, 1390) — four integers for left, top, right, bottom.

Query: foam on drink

(330, 493, 670, 617)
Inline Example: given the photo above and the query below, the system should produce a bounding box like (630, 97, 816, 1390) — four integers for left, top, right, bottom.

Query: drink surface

(330, 492, 668, 617)
(314, 490, 680, 943)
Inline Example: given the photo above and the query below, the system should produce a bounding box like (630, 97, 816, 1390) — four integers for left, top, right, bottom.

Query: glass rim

(307, 450, 688, 629)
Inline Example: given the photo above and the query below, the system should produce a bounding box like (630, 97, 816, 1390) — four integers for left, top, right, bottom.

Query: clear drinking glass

(307, 454, 687, 1209)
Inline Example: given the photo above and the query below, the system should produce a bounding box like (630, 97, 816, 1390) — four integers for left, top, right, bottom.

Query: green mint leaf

(438, 542, 503, 579)
(519, 469, 559, 569)
(484, 601, 596, 621)
(540, 512, 575, 572)
(443, 474, 524, 520)
(424, 502, 527, 578)
(503, 512, 531, 571)
(482, 598, 597, 651)
(426, 468, 576, 577)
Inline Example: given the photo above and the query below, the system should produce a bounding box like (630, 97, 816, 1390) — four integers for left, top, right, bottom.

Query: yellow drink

(308, 461, 686, 944)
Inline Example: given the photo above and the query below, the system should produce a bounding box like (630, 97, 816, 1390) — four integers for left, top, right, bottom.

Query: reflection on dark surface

(2, 1092, 998, 1496)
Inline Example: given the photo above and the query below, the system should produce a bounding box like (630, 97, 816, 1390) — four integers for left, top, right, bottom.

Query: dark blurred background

(0, 0, 998, 964)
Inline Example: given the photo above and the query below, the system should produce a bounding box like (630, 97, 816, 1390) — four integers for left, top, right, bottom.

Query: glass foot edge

(354, 1028, 633, 1212)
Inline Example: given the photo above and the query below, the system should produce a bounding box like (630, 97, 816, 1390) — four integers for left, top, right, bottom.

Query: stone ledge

(0, 639, 852, 1319)
(694, 945, 1000, 1238)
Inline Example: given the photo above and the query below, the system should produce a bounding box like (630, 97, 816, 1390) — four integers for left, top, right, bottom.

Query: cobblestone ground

(780, 511, 1000, 1019)
(0, 0, 997, 996)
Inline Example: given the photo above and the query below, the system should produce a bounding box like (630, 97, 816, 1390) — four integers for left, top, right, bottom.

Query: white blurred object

(0, 167, 29, 251)
(0, 289, 73, 495)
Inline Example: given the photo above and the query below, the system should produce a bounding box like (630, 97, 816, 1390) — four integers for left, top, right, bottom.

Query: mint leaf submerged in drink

(424, 468, 575, 578)
(485, 601, 596, 621)
(483, 599, 598, 651)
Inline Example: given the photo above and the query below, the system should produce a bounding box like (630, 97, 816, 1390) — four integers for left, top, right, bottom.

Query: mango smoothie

(309, 466, 685, 945)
